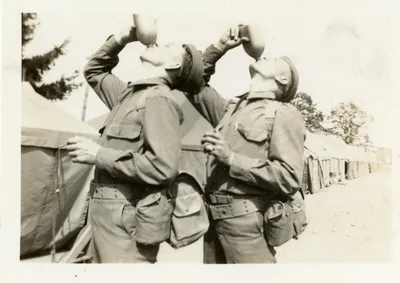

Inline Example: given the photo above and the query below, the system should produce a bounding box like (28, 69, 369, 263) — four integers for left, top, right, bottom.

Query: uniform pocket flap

(137, 191, 162, 207)
(170, 172, 203, 198)
(173, 193, 202, 217)
(265, 201, 286, 220)
(291, 200, 304, 214)
(237, 124, 269, 142)
(106, 123, 142, 140)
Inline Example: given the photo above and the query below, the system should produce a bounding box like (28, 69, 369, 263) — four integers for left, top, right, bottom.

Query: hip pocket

(263, 201, 294, 247)
(135, 190, 174, 245)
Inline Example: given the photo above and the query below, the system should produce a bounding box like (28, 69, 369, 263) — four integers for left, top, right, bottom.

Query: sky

(22, 0, 399, 148)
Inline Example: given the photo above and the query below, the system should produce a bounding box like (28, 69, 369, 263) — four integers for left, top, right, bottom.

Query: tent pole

(81, 82, 90, 122)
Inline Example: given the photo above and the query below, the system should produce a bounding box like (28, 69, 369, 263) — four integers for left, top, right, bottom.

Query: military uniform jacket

(189, 45, 305, 197)
(83, 35, 183, 187)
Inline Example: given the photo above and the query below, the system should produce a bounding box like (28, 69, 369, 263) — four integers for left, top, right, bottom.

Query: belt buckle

(218, 195, 232, 204)
(209, 194, 233, 204)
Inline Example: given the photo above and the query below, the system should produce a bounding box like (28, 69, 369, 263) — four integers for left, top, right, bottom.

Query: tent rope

(51, 144, 63, 263)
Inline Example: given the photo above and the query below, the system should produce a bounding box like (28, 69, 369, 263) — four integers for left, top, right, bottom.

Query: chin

(249, 63, 257, 78)
(139, 52, 148, 62)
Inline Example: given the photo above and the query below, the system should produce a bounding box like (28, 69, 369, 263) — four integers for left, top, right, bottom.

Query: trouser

(88, 182, 159, 263)
(203, 194, 277, 264)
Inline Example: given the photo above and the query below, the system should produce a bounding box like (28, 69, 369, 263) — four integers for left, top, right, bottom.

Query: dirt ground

(158, 167, 395, 263)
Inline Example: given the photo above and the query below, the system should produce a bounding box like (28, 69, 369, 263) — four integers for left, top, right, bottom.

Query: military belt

(90, 181, 145, 200)
(207, 195, 270, 220)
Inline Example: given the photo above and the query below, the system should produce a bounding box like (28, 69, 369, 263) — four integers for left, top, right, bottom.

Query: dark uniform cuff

(202, 44, 225, 64)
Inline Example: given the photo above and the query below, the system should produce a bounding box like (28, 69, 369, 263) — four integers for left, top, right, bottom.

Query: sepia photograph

(1, 0, 399, 281)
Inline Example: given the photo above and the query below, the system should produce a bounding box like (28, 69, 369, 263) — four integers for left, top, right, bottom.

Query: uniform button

(222, 210, 226, 214)
(185, 208, 189, 212)
(153, 194, 157, 199)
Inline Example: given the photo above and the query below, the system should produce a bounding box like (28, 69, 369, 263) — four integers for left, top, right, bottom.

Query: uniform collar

(131, 77, 171, 88)
(247, 91, 277, 100)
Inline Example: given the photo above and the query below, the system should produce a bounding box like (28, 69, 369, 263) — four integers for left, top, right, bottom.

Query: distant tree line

(291, 92, 373, 149)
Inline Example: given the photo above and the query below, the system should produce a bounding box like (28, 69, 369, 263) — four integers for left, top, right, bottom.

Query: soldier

(187, 26, 305, 263)
(66, 24, 204, 263)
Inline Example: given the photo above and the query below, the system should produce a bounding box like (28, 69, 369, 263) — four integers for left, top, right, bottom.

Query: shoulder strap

(263, 100, 281, 119)
(223, 93, 248, 114)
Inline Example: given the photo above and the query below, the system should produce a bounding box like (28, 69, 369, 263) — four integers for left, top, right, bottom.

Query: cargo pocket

(135, 190, 174, 245)
(169, 192, 209, 248)
(263, 201, 294, 247)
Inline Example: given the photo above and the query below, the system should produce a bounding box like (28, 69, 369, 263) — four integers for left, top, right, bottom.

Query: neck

(137, 62, 172, 84)
(249, 75, 279, 94)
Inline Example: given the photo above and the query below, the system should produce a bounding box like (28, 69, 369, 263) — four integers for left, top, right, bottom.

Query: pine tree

(22, 13, 82, 100)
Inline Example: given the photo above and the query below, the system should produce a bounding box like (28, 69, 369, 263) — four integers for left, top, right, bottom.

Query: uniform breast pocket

(236, 123, 271, 157)
(106, 123, 142, 141)
(105, 122, 143, 152)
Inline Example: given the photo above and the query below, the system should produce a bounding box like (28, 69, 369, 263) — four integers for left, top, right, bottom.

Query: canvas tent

(302, 129, 382, 193)
(21, 82, 99, 259)
(313, 133, 349, 185)
(303, 130, 333, 193)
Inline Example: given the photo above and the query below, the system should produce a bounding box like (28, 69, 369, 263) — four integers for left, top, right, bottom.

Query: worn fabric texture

(88, 197, 159, 263)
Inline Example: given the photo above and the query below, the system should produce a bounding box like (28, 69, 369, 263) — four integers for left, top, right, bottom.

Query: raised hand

(114, 25, 138, 46)
(214, 25, 250, 53)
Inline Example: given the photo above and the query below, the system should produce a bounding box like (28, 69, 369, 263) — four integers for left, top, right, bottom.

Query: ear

(275, 74, 289, 86)
(164, 61, 182, 70)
